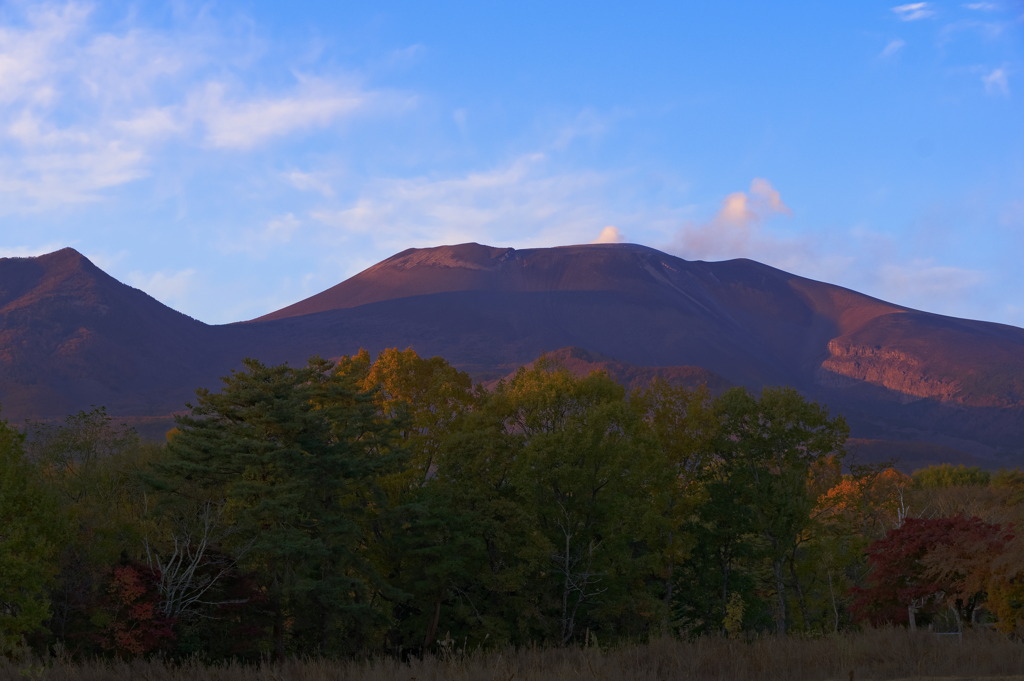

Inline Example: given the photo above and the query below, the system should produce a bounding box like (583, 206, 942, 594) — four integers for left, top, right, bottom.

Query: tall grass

(3, 628, 1022, 681)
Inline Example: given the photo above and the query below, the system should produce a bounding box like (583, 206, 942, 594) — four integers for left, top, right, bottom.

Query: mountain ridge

(2, 243, 1022, 467)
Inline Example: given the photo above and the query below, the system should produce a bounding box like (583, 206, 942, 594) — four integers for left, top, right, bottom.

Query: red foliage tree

(851, 516, 1008, 628)
(96, 560, 176, 656)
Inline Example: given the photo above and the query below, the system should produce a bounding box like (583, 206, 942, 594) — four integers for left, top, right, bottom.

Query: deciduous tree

(851, 515, 1006, 629)
(0, 417, 65, 654)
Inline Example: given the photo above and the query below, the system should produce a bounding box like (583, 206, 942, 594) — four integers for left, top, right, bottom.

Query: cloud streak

(0, 3, 402, 212)
(309, 152, 625, 252)
(892, 3, 935, 21)
(125, 268, 199, 311)
(982, 67, 1010, 95)
(191, 78, 382, 150)
(879, 39, 906, 59)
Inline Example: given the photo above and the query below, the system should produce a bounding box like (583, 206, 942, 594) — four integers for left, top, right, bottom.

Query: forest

(1, 348, 1023, 662)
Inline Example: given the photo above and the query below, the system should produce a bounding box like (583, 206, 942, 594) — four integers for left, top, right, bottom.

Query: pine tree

(150, 357, 402, 658)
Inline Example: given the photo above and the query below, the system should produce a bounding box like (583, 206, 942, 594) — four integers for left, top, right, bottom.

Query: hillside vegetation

(1, 349, 1023, 663)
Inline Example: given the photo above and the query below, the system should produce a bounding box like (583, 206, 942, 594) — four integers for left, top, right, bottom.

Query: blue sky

(1, 1, 1021, 326)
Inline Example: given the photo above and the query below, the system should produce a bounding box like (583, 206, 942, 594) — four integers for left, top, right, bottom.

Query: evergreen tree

(150, 357, 402, 658)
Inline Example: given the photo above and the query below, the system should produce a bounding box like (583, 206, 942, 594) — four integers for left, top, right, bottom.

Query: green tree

(418, 390, 550, 649)
(633, 381, 718, 633)
(677, 387, 847, 635)
(499, 362, 668, 644)
(150, 357, 403, 658)
(913, 464, 991, 489)
(24, 408, 155, 653)
(335, 348, 483, 652)
(0, 417, 65, 654)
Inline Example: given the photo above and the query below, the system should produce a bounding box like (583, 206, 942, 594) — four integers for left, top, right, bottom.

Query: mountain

(243, 243, 1024, 465)
(250, 242, 1024, 402)
(2, 243, 1023, 466)
(0, 248, 234, 426)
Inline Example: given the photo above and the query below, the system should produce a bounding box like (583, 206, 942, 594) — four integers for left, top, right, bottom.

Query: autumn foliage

(2, 349, 1023, 662)
(851, 516, 1011, 628)
(96, 561, 175, 656)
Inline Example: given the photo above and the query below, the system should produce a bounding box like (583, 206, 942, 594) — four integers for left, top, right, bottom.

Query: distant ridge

(2, 243, 1023, 466)
(0, 248, 224, 422)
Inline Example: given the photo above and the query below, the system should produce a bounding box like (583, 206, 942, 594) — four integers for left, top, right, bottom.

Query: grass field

(2, 628, 1022, 680)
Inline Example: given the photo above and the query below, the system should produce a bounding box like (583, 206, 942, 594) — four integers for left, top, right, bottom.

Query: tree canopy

(3, 348, 1023, 659)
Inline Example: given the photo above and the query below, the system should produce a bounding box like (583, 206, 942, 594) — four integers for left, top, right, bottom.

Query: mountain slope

(2, 243, 1023, 466)
(251, 243, 895, 383)
(251, 242, 1024, 401)
(245, 243, 1024, 463)
(0, 248, 229, 421)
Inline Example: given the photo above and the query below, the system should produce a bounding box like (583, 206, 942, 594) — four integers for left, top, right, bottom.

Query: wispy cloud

(224, 213, 304, 257)
(191, 77, 385, 150)
(879, 39, 906, 59)
(876, 260, 987, 310)
(667, 186, 992, 322)
(0, 2, 403, 211)
(125, 268, 199, 310)
(982, 67, 1010, 95)
(284, 169, 337, 198)
(0, 243, 67, 258)
(309, 152, 625, 252)
(892, 3, 935, 21)
(963, 2, 998, 10)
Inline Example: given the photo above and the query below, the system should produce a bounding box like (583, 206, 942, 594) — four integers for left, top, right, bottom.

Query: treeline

(1, 349, 1022, 660)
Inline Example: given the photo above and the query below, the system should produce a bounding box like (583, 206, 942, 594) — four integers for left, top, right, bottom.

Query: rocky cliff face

(815, 309, 1024, 409)
(820, 338, 965, 403)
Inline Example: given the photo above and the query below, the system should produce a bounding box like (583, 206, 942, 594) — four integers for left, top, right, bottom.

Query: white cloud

(0, 2, 404, 211)
(892, 3, 935, 21)
(673, 178, 792, 261)
(264, 213, 301, 242)
(113, 108, 186, 142)
(453, 108, 468, 135)
(750, 178, 791, 214)
(551, 109, 612, 150)
(385, 43, 425, 66)
(309, 152, 644, 253)
(222, 213, 304, 257)
(963, 2, 998, 10)
(191, 78, 375, 150)
(0, 243, 67, 258)
(982, 67, 1010, 95)
(666, 186, 991, 322)
(125, 268, 199, 310)
(592, 226, 624, 244)
(879, 39, 906, 59)
(284, 169, 336, 198)
(0, 2, 91, 105)
(876, 260, 987, 309)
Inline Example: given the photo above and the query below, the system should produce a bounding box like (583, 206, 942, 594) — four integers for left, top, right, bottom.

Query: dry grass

(2, 628, 1022, 681)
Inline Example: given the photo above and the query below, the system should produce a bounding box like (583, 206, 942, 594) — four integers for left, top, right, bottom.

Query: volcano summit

(1, 242, 1022, 467)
